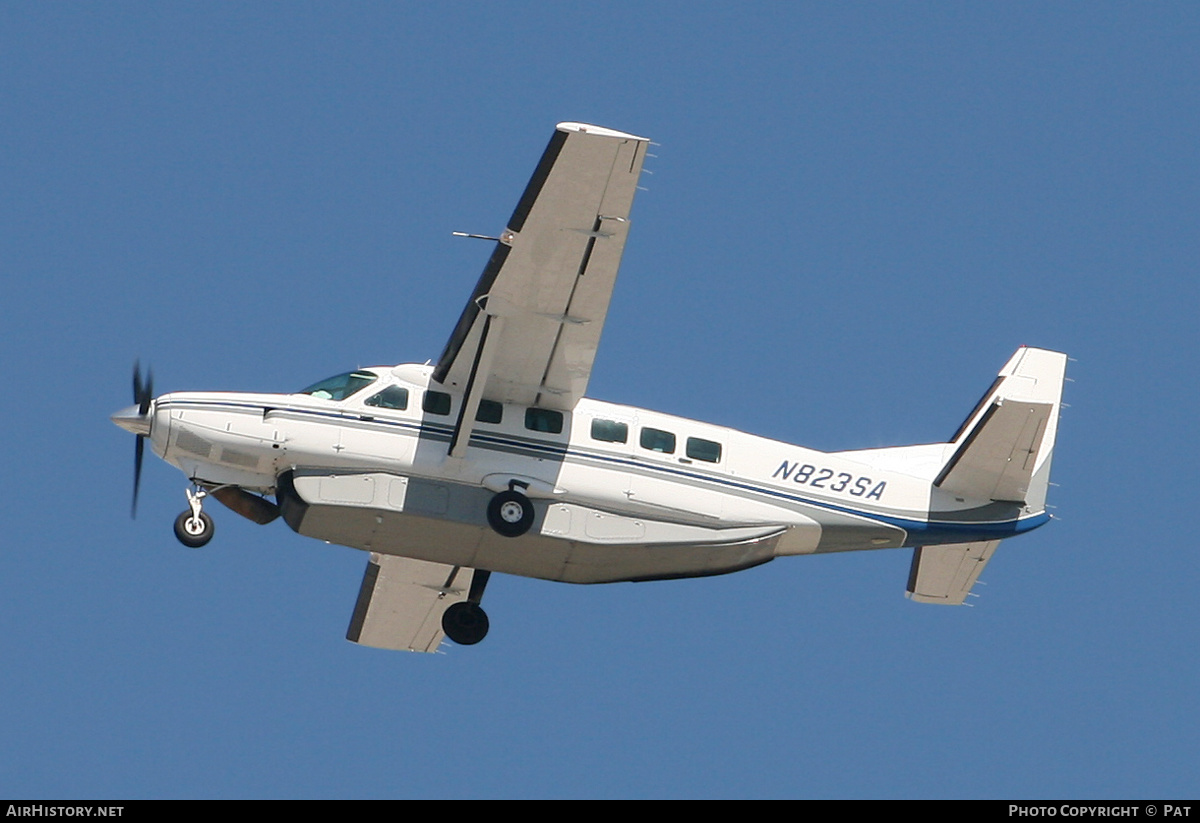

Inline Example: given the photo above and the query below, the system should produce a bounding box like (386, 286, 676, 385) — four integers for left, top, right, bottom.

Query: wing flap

(346, 553, 475, 653)
(905, 540, 1000, 605)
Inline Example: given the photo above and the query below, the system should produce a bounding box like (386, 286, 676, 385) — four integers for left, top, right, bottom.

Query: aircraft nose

(111, 404, 152, 436)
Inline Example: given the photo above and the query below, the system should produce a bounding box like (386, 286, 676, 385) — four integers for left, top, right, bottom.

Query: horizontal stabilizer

(906, 540, 999, 605)
(346, 553, 475, 653)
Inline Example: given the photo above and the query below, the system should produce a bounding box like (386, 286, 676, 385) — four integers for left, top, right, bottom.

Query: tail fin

(935, 347, 1067, 510)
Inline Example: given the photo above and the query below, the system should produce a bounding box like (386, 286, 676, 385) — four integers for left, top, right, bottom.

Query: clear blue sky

(2, 3, 1197, 799)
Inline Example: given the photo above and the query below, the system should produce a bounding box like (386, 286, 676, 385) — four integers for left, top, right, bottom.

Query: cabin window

(364, 386, 409, 411)
(423, 390, 452, 416)
(591, 418, 628, 444)
(298, 370, 378, 401)
(476, 399, 503, 424)
(686, 436, 722, 463)
(640, 427, 676, 454)
(525, 407, 564, 434)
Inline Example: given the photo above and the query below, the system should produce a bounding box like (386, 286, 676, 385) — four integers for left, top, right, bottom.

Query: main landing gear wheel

(487, 489, 533, 537)
(174, 511, 214, 548)
(442, 602, 489, 645)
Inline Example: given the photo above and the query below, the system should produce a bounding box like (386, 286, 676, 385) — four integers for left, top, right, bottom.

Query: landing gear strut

(441, 570, 491, 645)
(173, 487, 214, 548)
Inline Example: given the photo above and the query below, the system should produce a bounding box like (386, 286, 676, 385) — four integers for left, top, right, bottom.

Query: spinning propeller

(111, 361, 154, 517)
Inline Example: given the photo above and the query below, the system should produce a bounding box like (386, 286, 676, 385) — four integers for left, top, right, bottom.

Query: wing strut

(447, 313, 506, 458)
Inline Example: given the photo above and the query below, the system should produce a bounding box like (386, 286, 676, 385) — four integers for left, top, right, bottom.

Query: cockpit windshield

(297, 370, 378, 401)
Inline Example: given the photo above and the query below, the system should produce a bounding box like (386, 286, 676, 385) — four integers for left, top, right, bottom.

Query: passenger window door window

(590, 418, 628, 444)
(640, 427, 676, 454)
(686, 436, 722, 463)
(475, 399, 503, 424)
(422, 390, 452, 416)
(525, 407, 564, 434)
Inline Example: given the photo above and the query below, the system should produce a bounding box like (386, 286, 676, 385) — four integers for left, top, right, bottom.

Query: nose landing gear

(173, 487, 215, 548)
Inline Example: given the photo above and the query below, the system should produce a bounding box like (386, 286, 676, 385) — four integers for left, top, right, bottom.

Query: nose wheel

(173, 487, 215, 548)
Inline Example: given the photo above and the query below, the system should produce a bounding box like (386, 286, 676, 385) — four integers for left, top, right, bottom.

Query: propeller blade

(141, 370, 153, 416)
(133, 361, 153, 416)
(129, 359, 153, 517)
(132, 434, 144, 518)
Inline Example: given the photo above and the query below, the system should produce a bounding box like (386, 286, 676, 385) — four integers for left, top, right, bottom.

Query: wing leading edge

(434, 123, 650, 429)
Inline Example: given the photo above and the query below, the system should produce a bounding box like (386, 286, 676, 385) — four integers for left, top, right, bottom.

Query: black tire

(486, 489, 534, 537)
(173, 510, 215, 548)
(442, 602, 489, 645)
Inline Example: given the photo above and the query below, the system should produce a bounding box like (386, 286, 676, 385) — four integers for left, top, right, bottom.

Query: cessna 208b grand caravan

(112, 122, 1067, 652)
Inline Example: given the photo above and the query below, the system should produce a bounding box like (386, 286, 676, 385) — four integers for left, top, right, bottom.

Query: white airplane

(112, 122, 1067, 652)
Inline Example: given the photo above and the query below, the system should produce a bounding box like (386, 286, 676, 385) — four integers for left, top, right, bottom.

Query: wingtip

(556, 122, 650, 142)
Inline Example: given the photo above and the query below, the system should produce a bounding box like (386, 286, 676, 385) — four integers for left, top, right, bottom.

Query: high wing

(433, 123, 650, 454)
(346, 553, 479, 652)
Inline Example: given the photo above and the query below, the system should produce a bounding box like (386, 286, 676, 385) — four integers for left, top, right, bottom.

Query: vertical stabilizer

(935, 347, 1067, 510)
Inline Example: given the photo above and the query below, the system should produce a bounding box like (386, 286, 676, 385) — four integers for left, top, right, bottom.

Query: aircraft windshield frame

(298, 370, 379, 401)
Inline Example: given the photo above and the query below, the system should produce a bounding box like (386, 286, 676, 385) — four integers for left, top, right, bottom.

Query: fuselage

(138, 363, 1047, 584)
